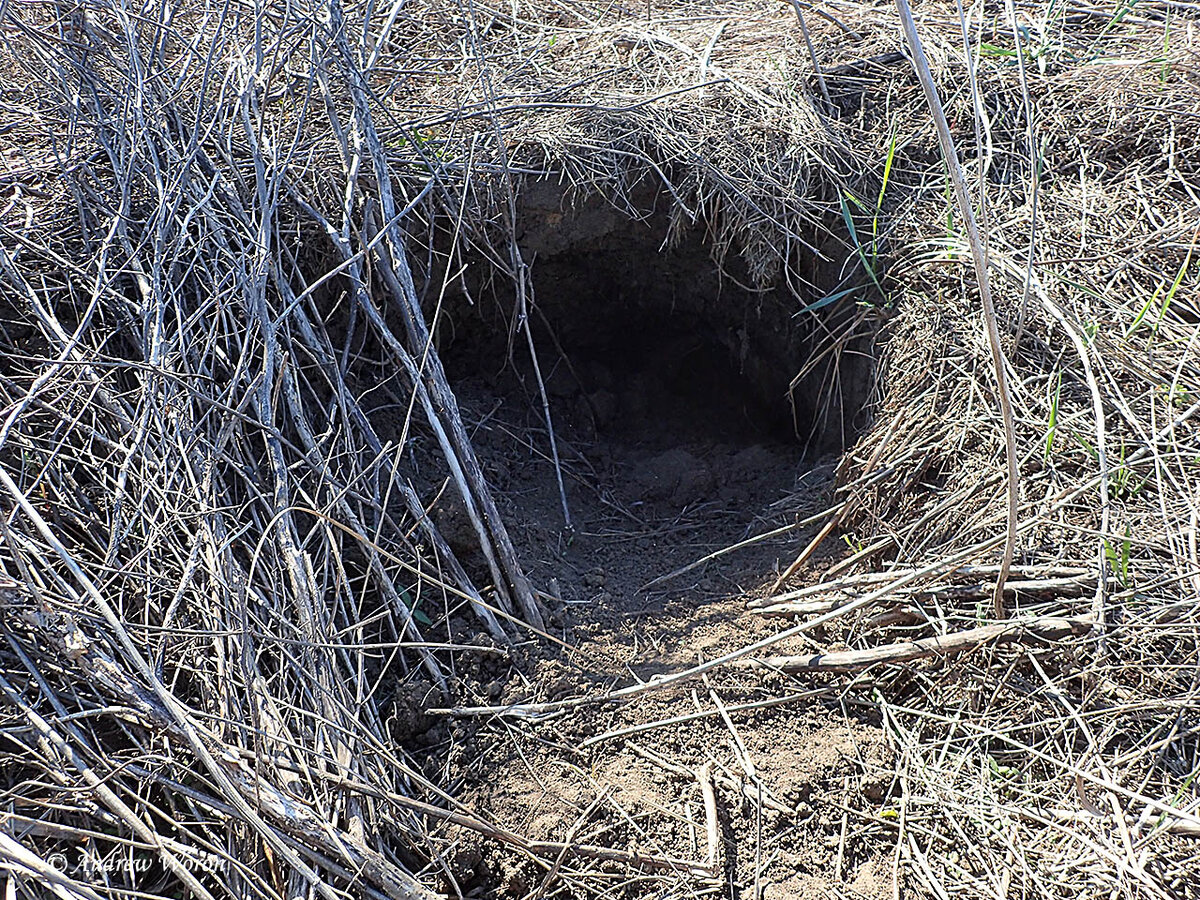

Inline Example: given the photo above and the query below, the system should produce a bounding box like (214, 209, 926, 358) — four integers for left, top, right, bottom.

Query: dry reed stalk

(750, 614, 1094, 672)
(895, 0, 1020, 619)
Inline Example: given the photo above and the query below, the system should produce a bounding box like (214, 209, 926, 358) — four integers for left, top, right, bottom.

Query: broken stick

(750, 615, 1094, 672)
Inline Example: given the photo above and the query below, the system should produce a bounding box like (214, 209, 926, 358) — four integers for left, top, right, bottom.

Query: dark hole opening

(541, 308, 794, 449)
(435, 184, 874, 521)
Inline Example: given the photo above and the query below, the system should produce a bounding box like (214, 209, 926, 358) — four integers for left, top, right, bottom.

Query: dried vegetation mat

(1, 0, 1199, 898)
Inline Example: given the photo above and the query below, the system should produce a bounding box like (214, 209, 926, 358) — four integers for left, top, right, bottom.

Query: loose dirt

(400, 337, 897, 898)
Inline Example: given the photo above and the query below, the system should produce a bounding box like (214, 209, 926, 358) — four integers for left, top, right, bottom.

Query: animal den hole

(530, 314, 800, 514)
(437, 203, 872, 562)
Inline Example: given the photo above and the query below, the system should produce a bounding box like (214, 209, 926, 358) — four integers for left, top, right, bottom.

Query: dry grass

(1, 0, 1198, 898)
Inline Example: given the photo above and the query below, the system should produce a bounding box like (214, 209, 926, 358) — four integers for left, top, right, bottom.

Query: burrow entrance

(436, 183, 874, 559)
(417, 184, 882, 895)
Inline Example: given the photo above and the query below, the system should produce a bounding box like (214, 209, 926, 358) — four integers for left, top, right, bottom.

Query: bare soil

(402, 336, 896, 898)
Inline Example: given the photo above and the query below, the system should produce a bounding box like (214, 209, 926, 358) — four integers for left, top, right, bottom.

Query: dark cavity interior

(432, 183, 872, 534)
